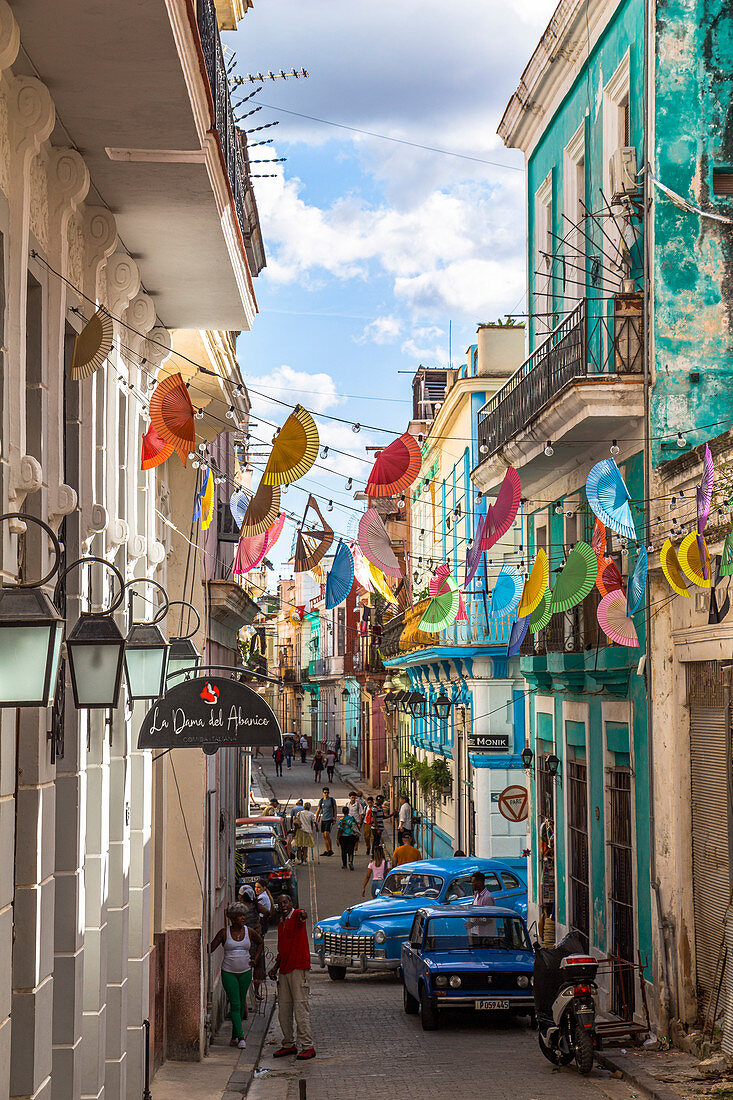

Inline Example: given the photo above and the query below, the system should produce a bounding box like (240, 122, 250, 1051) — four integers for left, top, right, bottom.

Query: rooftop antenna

(449, 320, 452, 370)
(232, 69, 309, 86)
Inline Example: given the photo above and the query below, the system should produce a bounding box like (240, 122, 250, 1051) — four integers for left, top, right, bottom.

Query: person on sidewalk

(371, 795, 388, 854)
(337, 803, 358, 869)
(299, 734, 308, 763)
(334, 733, 342, 762)
(363, 796, 374, 854)
(255, 879, 274, 933)
(210, 902, 263, 1050)
(392, 831, 422, 866)
(284, 736, 294, 768)
(315, 787, 336, 856)
(397, 794, 412, 845)
(312, 748, 325, 785)
(294, 801, 317, 863)
(348, 790, 365, 853)
(272, 744, 284, 778)
(269, 894, 315, 1060)
(237, 885, 267, 1001)
(325, 747, 336, 782)
(361, 844, 390, 897)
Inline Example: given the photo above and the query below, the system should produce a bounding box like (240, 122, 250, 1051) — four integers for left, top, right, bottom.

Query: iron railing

(197, 0, 250, 240)
(477, 296, 643, 459)
(521, 589, 606, 656)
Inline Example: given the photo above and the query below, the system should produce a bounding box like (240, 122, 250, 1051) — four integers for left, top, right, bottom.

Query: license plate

(328, 955, 349, 967)
(242, 876, 258, 884)
(476, 998, 511, 1010)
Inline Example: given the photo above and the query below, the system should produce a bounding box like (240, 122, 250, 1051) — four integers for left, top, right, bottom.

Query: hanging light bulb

(192, 460, 200, 469)
(554, 503, 563, 515)
(479, 443, 489, 455)
(320, 446, 329, 459)
(226, 406, 235, 420)
(345, 478, 352, 491)
(352, 423, 361, 434)
(676, 432, 686, 448)
(610, 439, 619, 455)
(418, 433, 424, 444)
(419, 529, 425, 541)
(418, 557, 422, 566)
(544, 440, 554, 457)
(195, 408, 204, 420)
(188, 452, 196, 461)
(327, 500, 333, 511)
(198, 442, 207, 452)
(468, 538, 473, 548)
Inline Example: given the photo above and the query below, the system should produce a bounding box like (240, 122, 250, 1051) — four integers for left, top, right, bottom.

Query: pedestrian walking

(392, 831, 422, 866)
(334, 733, 342, 762)
(269, 894, 315, 1060)
(299, 734, 308, 763)
(348, 790, 365, 853)
(315, 787, 336, 856)
(293, 801, 317, 863)
(397, 794, 412, 845)
(361, 844, 390, 897)
(272, 744, 284, 778)
(337, 803, 358, 869)
(312, 749, 324, 784)
(363, 796, 374, 853)
(371, 795, 387, 854)
(284, 736, 294, 769)
(325, 747, 336, 782)
(237, 885, 267, 1001)
(210, 903, 263, 1049)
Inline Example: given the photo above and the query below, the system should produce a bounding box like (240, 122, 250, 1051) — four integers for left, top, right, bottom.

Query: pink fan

(597, 589, 639, 647)
(430, 563, 451, 596)
(482, 467, 521, 552)
(233, 513, 286, 575)
(456, 590, 468, 622)
(358, 508, 401, 578)
(350, 541, 374, 591)
(697, 444, 714, 579)
(465, 511, 488, 587)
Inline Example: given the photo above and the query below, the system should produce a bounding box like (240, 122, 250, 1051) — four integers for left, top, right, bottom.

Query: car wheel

(574, 1023, 594, 1074)
(403, 982, 418, 1015)
(327, 965, 347, 981)
(419, 985, 439, 1031)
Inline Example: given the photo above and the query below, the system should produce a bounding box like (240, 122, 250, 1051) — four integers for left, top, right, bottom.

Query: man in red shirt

(268, 894, 315, 1059)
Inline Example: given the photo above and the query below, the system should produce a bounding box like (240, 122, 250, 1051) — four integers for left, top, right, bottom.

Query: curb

(595, 1050, 688, 1100)
(222, 999, 277, 1100)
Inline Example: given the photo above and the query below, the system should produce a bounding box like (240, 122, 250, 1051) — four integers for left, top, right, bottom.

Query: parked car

(235, 837, 299, 907)
(236, 814, 292, 855)
(401, 905, 535, 1030)
(311, 857, 527, 980)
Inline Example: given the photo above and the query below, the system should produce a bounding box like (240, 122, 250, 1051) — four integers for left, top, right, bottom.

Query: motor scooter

(533, 930, 598, 1074)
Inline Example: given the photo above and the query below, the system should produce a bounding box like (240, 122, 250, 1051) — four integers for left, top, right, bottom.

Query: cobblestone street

(246, 758, 640, 1100)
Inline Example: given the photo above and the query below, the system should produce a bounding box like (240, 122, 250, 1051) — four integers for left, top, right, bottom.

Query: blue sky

(224, 0, 556, 574)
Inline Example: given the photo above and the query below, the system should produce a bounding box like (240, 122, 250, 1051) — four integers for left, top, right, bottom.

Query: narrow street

(247, 757, 639, 1100)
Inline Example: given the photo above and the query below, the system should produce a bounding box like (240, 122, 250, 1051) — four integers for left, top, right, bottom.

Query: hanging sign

(468, 732, 510, 751)
(137, 676, 282, 754)
(497, 785, 529, 823)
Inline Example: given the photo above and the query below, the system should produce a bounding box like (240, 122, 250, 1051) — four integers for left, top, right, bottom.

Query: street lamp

(124, 578, 169, 702)
(383, 691, 397, 714)
(0, 514, 64, 708)
(166, 601, 202, 682)
(546, 753, 561, 778)
(432, 689, 452, 721)
(520, 745, 534, 771)
(395, 690, 410, 714)
(408, 691, 426, 719)
(341, 687, 350, 699)
(56, 556, 127, 710)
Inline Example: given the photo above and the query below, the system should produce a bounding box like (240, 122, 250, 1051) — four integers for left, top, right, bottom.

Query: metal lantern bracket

(53, 555, 125, 616)
(0, 511, 62, 588)
(166, 599, 201, 642)
(124, 576, 169, 626)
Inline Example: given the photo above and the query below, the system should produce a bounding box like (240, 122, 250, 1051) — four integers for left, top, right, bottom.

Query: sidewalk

(595, 1044, 723, 1100)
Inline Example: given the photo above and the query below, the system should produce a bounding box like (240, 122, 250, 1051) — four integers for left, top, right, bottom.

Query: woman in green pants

(210, 902, 263, 1048)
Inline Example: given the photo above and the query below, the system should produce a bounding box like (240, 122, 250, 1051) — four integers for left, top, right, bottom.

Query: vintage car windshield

(380, 872, 444, 899)
(423, 914, 531, 951)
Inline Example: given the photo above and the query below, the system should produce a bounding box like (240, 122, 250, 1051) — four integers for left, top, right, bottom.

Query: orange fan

(262, 405, 319, 486)
(240, 480, 281, 536)
(366, 432, 422, 497)
(141, 423, 174, 470)
(149, 373, 196, 463)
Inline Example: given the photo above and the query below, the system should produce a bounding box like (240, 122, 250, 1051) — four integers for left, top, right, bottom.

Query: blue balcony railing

(438, 593, 512, 647)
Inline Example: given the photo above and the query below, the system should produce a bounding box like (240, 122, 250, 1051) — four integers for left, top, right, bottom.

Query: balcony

(521, 590, 606, 658)
(381, 593, 512, 661)
(473, 297, 644, 494)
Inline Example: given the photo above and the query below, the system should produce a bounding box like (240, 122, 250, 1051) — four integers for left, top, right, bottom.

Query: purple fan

(697, 444, 714, 579)
(465, 511, 487, 587)
(507, 615, 530, 657)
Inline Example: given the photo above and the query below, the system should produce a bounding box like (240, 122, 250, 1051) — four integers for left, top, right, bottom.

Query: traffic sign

(497, 785, 528, 823)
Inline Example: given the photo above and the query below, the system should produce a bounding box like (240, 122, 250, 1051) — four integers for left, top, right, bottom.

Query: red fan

(482, 467, 521, 551)
(149, 373, 196, 463)
(141, 423, 174, 470)
(597, 557, 624, 597)
(366, 432, 422, 497)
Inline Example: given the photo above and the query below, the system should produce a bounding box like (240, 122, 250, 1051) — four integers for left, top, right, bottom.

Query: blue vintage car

(401, 905, 535, 1030)
(311, 857, 527, 980)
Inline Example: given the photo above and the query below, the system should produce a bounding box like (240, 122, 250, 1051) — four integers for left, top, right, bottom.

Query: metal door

(568, 760, 590, 941)
(607, 767, 635, 1017)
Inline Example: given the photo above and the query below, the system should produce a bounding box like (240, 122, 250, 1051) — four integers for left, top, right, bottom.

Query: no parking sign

(497, 785, 528, 823)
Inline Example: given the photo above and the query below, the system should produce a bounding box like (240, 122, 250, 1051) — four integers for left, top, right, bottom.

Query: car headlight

(374, 930, 386, 944)
(517, 974, 530, 988)
(435, 975, 448, 988)
(313, 926, 323, 940)
(449, 975, 462, 989)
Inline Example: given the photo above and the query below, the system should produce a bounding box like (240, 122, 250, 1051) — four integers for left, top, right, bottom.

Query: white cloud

(400, 325, 446, 362)
(243, 364, 343, 418)
(356, 315, 402, 345)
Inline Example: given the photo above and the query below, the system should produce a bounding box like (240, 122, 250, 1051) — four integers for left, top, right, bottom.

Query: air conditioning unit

(609, 147, 639, 201)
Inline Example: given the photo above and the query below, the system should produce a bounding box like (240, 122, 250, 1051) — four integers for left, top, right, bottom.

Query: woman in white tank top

(210, 902, 263, 1048)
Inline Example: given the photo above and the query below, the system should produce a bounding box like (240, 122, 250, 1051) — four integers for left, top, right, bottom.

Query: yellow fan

(679, 531, 712, 589)
(369, 563, 397, 606)
(660, 539, 690, 597)
(200, 469, 215, 531)
(70, 307, 114, 380)
(517, 548, 549, 617)
(263, 405, 319, 486)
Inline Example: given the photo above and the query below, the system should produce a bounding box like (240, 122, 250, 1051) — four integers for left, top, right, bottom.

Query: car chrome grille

(323, 931, 375, 959)
(450, 971, 528, 991)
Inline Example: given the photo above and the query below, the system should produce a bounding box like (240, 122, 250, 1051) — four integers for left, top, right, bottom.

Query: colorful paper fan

(487, 564, 523, 620)
(70, 306, 114, 380)
(266, 512, 286, 553)
(326, 541, 355, 609)
(697, 443, 714, 534)
(240, 481, 281, 536)
(456, 590, 468, 622)
(230, 489, 249, 530)
(358, 508, 401, 578)
(517, 549, 548, 617)
(366, 432, 422, 497)
(149, 373, 196, 463)
(233, 531, 268, 575)
(507, 615, 530, 658)
(585, 460, 636, 541)
(597, 556, 624, 597)
(482, 467, 521, 551)
(200, 468, 215, 531)
(720, 528, 733, 577)
(529, 590, 552, 633)
(626, 546, 647, 616)
(193, 468, 210, 523)
(430, 563, 451, 597)
(419, 574, 459, 633)
(263, 405, 319, 487)
(465, 511, 487, 587)
(709, 582, 731, 625)
(294, 495, 334, 572)
(679, 531, 712, 588)
(660, 539, 690, 597)
(141, 423, 174, 470)
(591, 518, 606, 560)
(597, 589, 639, 647)
(369, 563, 397, 606)
(290, 605, 305, 625)
(351, 541, 374, 591)
(550, 542, 596, 613)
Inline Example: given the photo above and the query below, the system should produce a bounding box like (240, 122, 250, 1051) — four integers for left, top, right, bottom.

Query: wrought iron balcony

(382, 593, 512, 658)
(520, 590, 606, 656)
(477, 296, 642, 460)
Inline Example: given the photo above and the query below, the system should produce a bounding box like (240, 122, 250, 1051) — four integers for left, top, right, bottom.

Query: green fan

(550, 542, 597, 613)
(529, 589, 552, 633)
(419, 576, 459, 633)
(721, 527, 733, 577)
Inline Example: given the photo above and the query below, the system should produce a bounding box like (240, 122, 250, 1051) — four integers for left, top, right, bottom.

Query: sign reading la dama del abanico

(137, 676, 282, 754)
